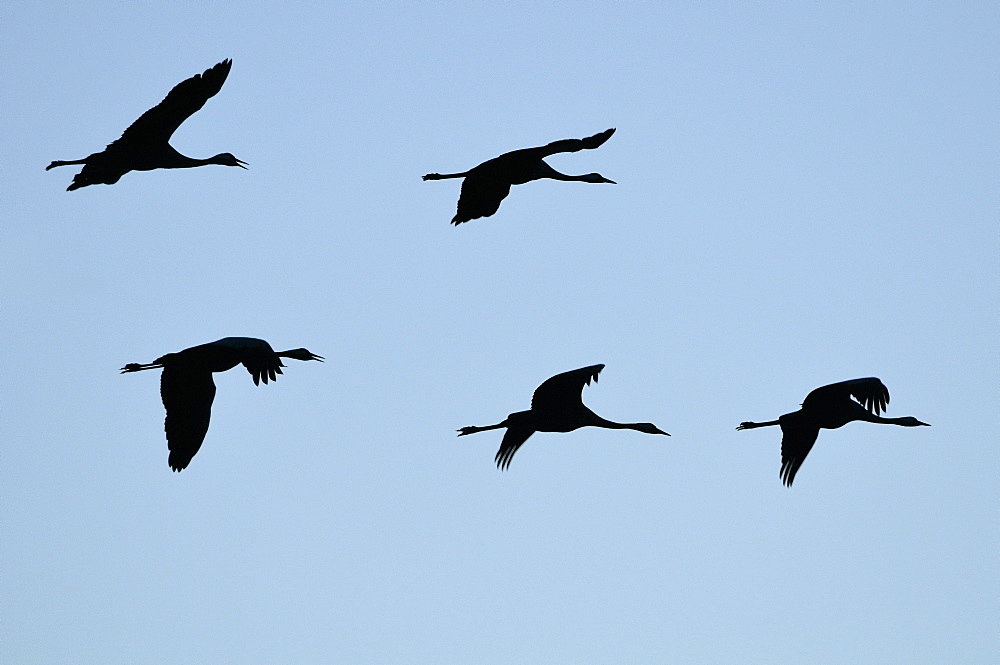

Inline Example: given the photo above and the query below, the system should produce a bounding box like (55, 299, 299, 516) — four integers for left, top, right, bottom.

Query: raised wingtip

(202, 59, 234, 85)
(583, 128, 616, 149)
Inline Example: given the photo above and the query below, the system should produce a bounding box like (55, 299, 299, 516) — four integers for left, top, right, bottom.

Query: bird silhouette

(458, 364, 668, 469)
(121, 337, 323, 471)
(736, 377, 929, 486)
(47, 59, 247, 191)
(423, 128, 617, 224)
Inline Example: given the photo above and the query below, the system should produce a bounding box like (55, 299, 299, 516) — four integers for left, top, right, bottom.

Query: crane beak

(235, 159, 249, 169)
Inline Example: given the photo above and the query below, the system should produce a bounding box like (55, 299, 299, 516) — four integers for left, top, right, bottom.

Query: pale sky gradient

(3, 2, 998, 663)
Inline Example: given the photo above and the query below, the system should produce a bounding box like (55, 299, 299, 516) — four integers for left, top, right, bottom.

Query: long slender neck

(589, 414, 646, 432)
(536, 162, 588, 182)
(859, 413, 919, 426)
(160, 150, 231, 169)
(547, 171, 592, 182)
(153, 152, 210, 169)
(186, 155, 227, 167)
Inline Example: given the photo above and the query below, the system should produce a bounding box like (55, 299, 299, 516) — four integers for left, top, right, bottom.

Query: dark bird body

(736, 377, 929, 486)
(458, 364, 668, 469)
(121, 337, 322, 471)
(47, 59, 246, 190)
(423, 128, 616, 224)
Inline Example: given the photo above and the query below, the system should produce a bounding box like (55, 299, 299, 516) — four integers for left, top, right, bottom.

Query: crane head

(581, 173, 616, 184)
(635, 423, 670, 435)
(281, 348, 324, 362)
(212, 153, 248, 168)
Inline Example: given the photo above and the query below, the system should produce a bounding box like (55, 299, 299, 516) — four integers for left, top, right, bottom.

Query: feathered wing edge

(495, 427, 534, 470)
(778, 413, 820, 487)
(113, 59, 233, 149)
(804, 377, 890, 415)
(161, 366, 217, 471)
(452, 173, 511, 224)
(531, 364, 604, 412)
(241, 355, 284, 386)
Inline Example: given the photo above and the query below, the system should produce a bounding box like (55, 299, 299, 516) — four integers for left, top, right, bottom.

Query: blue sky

(3, 2, 997, 663)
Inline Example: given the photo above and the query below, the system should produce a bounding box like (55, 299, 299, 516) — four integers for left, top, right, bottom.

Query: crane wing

(804, 377, 889, 415)
(778, 412, 820, 487)
(161, 366, 216, 471)
(109, 59, 233, 151)
(452, 172, 511, 224)
(241, 352, 284, 386)
(495, 427, 535, 470)
(531, 364, 605, 414)
(534, 128, 616, 157)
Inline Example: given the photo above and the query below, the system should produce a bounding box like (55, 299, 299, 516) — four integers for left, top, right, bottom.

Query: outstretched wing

(452, 172, 512, 224)
(533, 128, 616, 158)
(161, 366, 216, 471)
(778, 412, 820, 487)
(109, 59, 233, 150)
(531, 364, 605, 414)
(207, 337, 283, 386)
(804, 377, 889, 415)
(495, 427, 535, 470)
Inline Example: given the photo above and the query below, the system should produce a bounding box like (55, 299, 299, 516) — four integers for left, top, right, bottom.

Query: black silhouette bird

(458, 364, 668, 469)
(736, 377, 929, 486)
(121, 337, 322, 471)
(423, 128, 617, 224)
(47, 59, 247, 190)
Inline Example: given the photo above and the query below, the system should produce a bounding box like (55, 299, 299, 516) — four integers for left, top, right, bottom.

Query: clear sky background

(3, 2, 997, 663)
